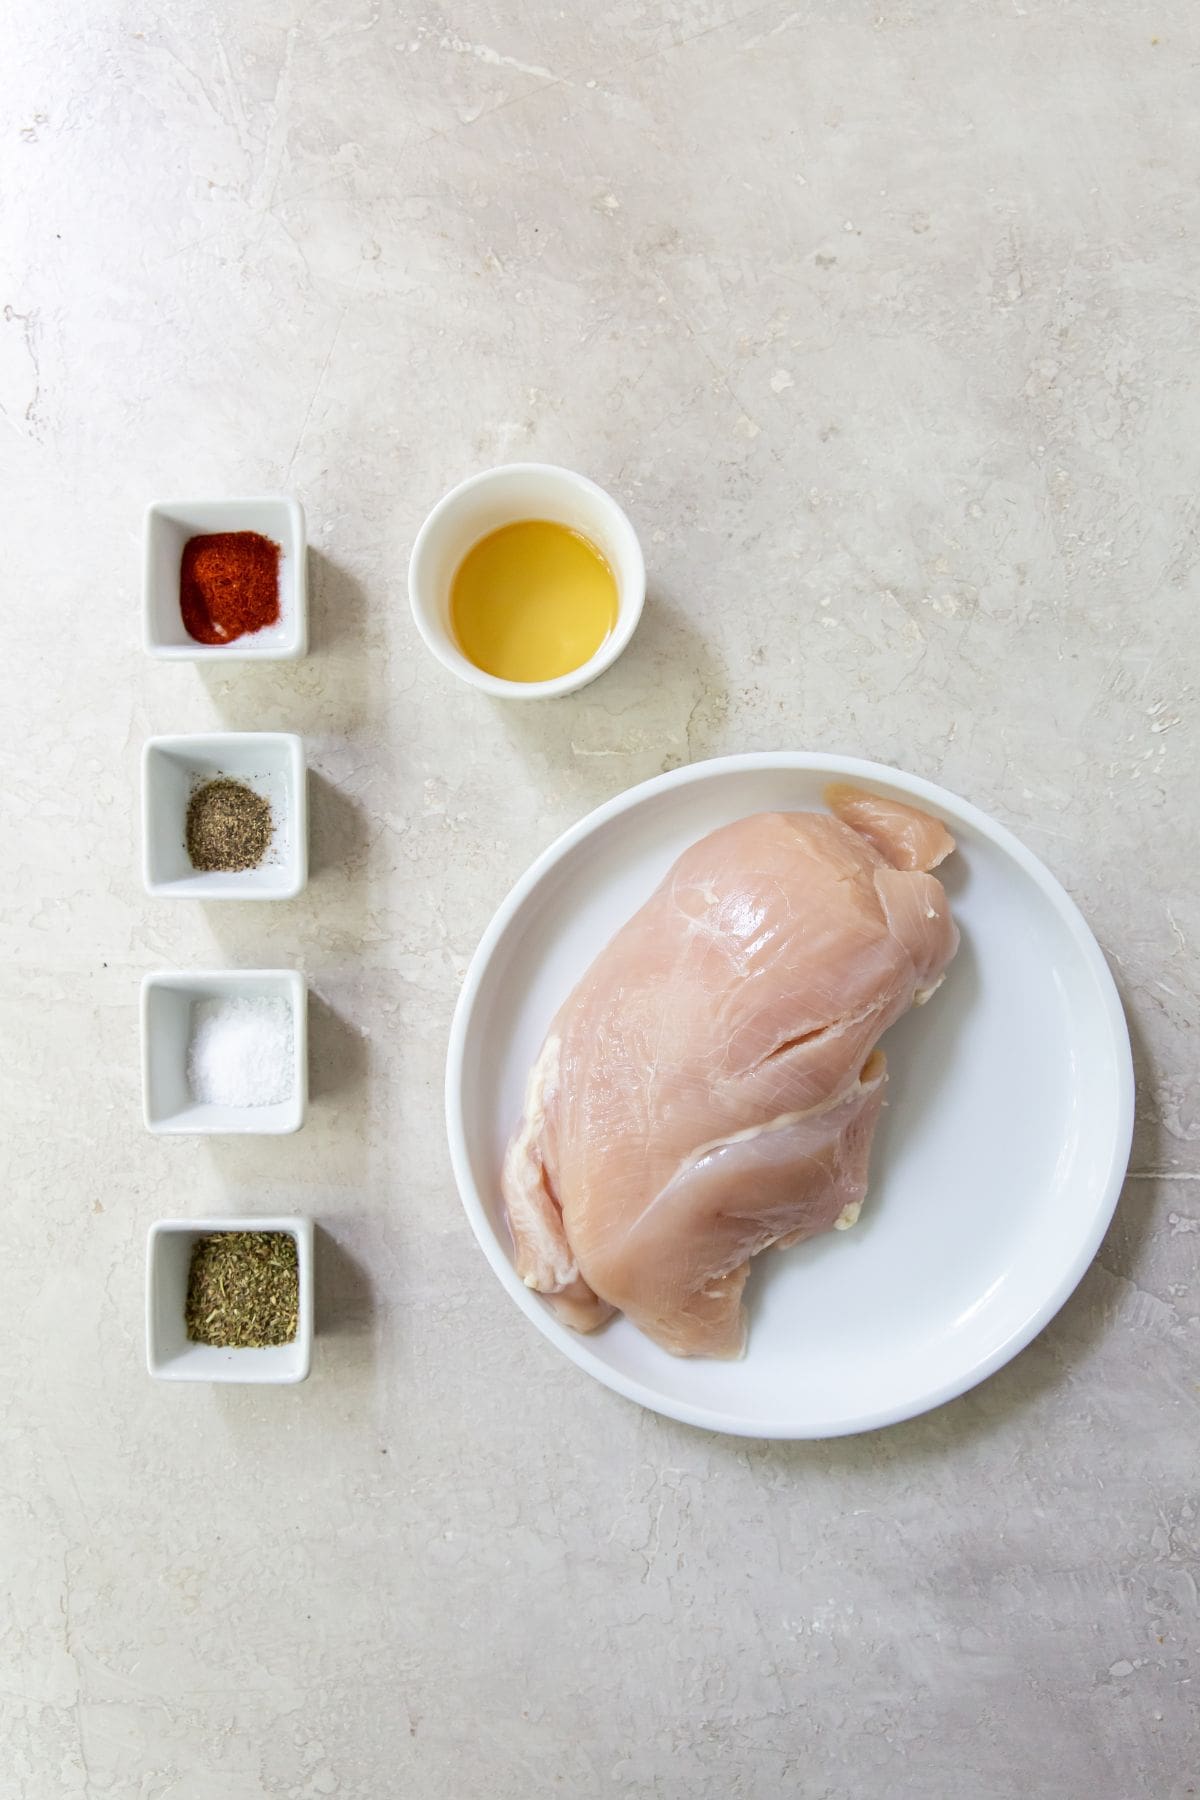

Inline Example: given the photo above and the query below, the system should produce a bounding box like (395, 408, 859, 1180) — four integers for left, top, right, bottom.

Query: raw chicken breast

(502, 787, 959, 1358)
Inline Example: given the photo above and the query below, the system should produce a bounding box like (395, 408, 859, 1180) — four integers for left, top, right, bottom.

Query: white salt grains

(187, 996, 294, 1108)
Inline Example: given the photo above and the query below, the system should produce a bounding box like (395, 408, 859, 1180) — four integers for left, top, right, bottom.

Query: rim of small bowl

(407, 463, 646, 699)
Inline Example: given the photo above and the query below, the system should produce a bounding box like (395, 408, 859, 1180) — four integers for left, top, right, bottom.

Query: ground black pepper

(185, 778, 272, 872)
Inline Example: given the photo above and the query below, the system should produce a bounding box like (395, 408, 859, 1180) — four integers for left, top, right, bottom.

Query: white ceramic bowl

(446, 752, 1134, 1439)
(408, 463, 645, 698)
(143, 732, 307, 900)
(142, 969, 307, 1135)
(144, 496, 307, 659)
(146, 1216, 314, 1382)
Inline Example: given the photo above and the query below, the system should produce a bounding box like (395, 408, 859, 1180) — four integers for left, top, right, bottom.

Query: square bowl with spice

(143, 496, 307, 660)
(143, 732, 307, 899)
(146, 1217, 313, 1382)
(142, 969, 307, 1134)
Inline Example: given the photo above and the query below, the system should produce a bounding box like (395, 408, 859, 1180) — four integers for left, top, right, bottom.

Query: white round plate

(446, 754, 1133, 1439)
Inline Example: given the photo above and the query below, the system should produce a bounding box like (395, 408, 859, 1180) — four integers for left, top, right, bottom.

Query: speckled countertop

(2, 2, 1198, 1795)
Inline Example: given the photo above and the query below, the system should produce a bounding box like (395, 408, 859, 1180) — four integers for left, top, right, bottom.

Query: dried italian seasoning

(185, 1231, 299, 1348)
(185, 777, 272, 873)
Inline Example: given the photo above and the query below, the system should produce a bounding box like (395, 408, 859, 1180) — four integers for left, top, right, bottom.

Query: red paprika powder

(180, 531, 282, 644)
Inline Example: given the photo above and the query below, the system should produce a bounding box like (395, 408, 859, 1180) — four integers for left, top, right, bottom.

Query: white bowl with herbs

(146, 1217, 313, 1382)
(143, 732, 306, 899)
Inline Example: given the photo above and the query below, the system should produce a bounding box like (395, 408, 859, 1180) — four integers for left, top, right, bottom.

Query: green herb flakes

(185, 1231, 299, 1348)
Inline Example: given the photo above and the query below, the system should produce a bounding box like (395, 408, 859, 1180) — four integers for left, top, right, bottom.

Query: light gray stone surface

(2, 2, 1198, 1795)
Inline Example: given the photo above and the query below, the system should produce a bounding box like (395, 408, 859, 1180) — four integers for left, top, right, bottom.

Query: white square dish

(146, 1216, 313, 1383)
(143, 496, 307, 659)
(143, 733, 307, 899)
(141, 969, 307, 1134)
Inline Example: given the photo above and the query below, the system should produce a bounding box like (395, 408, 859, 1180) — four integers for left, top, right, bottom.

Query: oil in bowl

(450, 520, 618, 684)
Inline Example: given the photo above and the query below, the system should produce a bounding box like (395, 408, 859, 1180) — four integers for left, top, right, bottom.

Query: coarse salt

(187, 996, 294, 1108)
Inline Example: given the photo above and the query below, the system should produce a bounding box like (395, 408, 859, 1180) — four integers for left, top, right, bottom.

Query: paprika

(180, 530, 281, 644)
